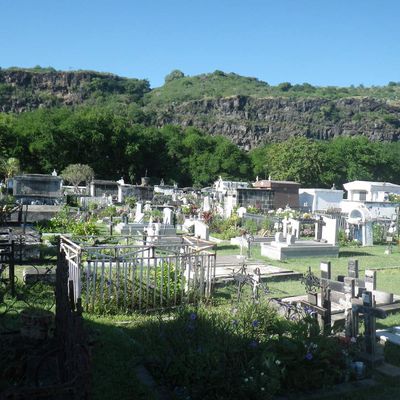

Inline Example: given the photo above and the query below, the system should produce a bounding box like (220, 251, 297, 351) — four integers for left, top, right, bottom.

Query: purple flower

(304, 306, 316, 316)
(252, 320, 260, 328)
(305, 352, 313, 361)
(189, 313, 197, 320)
(249, 340, 258, 348)
(232, 319, 238, 326)
(106, 280, 111, 287)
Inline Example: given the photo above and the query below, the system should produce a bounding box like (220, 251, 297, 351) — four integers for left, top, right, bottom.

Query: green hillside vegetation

(0, 66, 151, 109)
(146, 70, 400, 106)
(0, 104, 399, 188)
(1, 67, 400, 188)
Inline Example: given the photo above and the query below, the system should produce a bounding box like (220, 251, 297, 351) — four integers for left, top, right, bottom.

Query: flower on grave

(304, 306, 316, 316)
(275, 360, 281, 366)
(106, 280, 111, 287)
(231, 307, 238, 315)
(252, 320, 260, 328)
(305, 352, 313, 361)
(189, 312, 197, 321)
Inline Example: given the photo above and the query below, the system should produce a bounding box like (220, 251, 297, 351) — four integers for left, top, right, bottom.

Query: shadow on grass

(87, 299, 385, 400)
(217, 244, 239, 252)
(339, 250, 373, 257)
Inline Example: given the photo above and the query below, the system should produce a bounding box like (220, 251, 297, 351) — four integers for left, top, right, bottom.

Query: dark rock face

(0, 69, 124, 113)
(1, 70, 400, 148)
(155, 96, 400, 149)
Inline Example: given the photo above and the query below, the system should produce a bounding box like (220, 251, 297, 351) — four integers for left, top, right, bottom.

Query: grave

(23, 266, 56, 284)
(260, 218, 339, 261)
(194, 220, 209, 241)
(351, 291, 388, 366)
(346, 206, 373, 246)
(134, 202, 145, 222)
(376, 326, 400, 346)
(281, 259, 399, 334)
(214, 255, 302, 283)
(163, 207, 173, 225)
(13, 174, 63, 205)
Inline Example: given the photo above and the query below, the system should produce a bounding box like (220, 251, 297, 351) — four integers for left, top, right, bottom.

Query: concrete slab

(377, 326, 400, 346)
(375, 362, 400, 378)
(260, 240, 339, 261)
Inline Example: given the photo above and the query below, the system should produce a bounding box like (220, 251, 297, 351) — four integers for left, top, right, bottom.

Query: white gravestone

(134, 202, 144, 223)
(203, 196, 211, 212)
(194, 220, 209, 240)
(289, 218, 300, 239)
(237, 207, 247, 218)
(163, 208, 173, 225)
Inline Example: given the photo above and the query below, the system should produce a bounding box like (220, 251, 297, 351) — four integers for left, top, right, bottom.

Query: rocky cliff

(155, 96, 400, 149)
(0, 69, 149, 112)
(1, 69, 400, 149)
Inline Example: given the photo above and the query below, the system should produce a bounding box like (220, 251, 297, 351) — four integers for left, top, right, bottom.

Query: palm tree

(0, 157, 20, 182)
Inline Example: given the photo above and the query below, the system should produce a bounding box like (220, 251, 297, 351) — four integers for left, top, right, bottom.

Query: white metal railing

(59, 235, 216, 312)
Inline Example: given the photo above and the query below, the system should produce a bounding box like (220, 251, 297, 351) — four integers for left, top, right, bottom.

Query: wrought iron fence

(0, 230, 90, 399)
(60, 234, 217, 313)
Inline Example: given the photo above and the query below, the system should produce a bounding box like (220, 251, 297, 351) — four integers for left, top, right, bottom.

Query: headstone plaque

(348, 259, 359, 279)
(365, 270, 376, 292)
(320, 261, 331, 280)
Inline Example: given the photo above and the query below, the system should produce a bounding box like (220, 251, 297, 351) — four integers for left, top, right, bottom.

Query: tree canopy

(61, 164, 94, 189)
(0, 103, 399, 189)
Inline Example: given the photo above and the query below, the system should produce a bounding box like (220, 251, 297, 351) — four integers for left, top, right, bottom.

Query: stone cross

(348, 259, 359, 279)
(351, 291, 387, 365)
(319, 261, 332, 332)
(315, 216, 326, 242)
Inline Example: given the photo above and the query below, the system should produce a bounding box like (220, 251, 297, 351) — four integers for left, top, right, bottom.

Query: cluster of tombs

(3, 172, 400, 250)
(3, 174, 400, 371)
(276, 259, 400, 365)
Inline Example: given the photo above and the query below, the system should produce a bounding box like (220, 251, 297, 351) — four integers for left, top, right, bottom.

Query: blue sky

(1, 0, 399, 88)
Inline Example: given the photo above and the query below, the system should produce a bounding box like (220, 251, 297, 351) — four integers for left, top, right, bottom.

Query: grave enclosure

(291, 259, 399, 365)
(60, 234, 216, 312)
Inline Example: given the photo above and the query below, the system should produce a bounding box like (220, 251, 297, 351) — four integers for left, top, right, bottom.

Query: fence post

(9, 240, 15, 297)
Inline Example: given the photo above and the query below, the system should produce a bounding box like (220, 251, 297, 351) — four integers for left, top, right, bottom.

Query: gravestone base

(23, 267, 56, 285)
(375, 362, 400, 378)
(261, 240, 339, 261)
(358, 352, 385, 368)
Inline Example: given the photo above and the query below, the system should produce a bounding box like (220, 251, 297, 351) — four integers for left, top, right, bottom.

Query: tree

(265, 137, 323, 187)
(61, 164, 94, 192)
(164, 70, 185, 84)
(0, 157, 20, 181)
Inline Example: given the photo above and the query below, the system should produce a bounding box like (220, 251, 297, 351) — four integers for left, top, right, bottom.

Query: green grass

(85, 314, 157, 400)
(12, 241, 400, 399)
(248, 244, 400, 295)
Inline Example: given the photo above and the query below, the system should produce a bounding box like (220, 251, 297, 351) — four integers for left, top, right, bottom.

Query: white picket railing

(60, 235, 216, 312)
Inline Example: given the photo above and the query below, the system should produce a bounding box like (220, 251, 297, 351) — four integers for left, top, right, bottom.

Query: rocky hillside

(155, 95, 400, 149)
(1, 68, 400, 148)
(0, 68, 150, 112)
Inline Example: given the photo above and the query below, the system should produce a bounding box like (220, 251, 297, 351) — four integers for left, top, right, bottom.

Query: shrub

(35, 206, 100, 236)
(135, 301, 355, 399)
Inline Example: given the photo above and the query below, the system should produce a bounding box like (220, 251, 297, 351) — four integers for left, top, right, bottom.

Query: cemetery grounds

(4, 230, 400, 400)
(84, 242, 400, 400)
